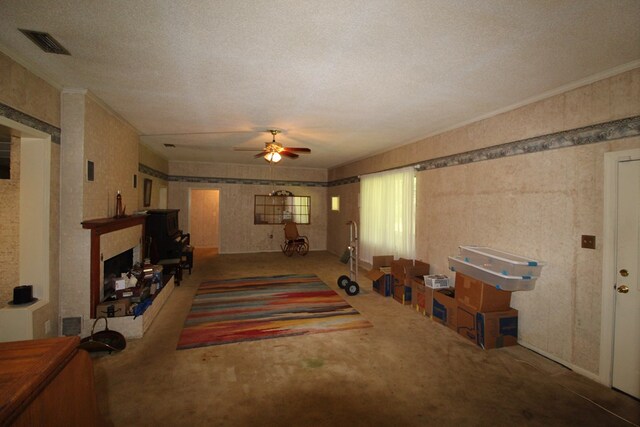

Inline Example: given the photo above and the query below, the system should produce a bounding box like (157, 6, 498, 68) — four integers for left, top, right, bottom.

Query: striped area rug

(177, 274, 372, 349)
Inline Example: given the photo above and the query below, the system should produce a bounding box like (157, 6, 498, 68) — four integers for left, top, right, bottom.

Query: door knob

(617, 285, 629, 294)
(619, 269, 629, 277)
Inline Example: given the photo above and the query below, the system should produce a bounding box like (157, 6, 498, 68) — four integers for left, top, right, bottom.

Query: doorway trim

(599, 147, 640, 386)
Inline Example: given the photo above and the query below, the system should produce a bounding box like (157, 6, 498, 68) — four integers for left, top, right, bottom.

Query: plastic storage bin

(459, 246, 544, 278)
(424, 275, 450, 289)
(448, 256, 537, 291)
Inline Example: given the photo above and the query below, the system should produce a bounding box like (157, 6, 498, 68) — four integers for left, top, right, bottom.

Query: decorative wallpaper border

(328, 115, 640, 186)
(4, 99, 634, 185)
(139, 163, 169, 181)
(327, 176, 361, 187)
(0, 102, 61, 144)
(168, 174, 328, 188)
(413, 115, 640, 172)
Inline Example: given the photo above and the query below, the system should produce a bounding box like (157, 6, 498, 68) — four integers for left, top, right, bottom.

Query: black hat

(10, 285, 38, 305)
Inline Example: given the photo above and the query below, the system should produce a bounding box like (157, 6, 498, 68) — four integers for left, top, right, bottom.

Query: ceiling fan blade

(283, 147, 311, 153)
(254, 151, 269, 158)
(234, 147, 264, 151)
(281, 151, 299, 159)
(142, 130, 256, 137)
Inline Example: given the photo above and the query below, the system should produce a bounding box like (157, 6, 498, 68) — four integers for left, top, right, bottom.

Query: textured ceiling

(0, 1, 639, 169)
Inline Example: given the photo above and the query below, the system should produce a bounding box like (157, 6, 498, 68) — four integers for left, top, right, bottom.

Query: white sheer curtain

(360, 167, 416, 264)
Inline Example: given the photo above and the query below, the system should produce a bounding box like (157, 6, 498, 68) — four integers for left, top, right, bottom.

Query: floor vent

(19, 29, 70, 55)
(62, 317, 82, 336)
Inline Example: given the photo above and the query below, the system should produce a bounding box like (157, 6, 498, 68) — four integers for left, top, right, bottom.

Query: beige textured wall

(47, 143, 60, 335)
(33, 142, 62, 337)
(139, 144, 168, 172)
(0, 136, 20, 307)
(83, 95, 139, 219)
(138, 143, 168, 210)
(0, 51, 60, 338)
(419, 137, 639, 373)
(326, 183, 360, 256)
(0, 51, 60, 127)
(60, 92, 90, 326)
(169, 161, 327, 253)
(329, 68, 640, 181)
(60, 92, 143, 335)
(327, 68, 640, 376)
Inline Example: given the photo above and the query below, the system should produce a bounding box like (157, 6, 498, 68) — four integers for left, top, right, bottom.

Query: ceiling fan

(233, 130, 311, 163)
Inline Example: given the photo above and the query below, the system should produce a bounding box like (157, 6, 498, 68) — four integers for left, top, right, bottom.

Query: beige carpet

(92, 249, 639, 426)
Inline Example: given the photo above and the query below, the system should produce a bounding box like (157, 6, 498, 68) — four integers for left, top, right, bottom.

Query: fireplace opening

(103, 248, 133, 299)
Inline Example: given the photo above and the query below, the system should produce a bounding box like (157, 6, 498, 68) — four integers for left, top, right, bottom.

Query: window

(360, 167, 416, 263)
(254, 195, 311, 224)
(331, 196, 340, 211)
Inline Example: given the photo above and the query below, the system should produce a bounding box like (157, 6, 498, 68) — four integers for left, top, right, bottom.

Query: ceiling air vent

(19, 29, 70, 55)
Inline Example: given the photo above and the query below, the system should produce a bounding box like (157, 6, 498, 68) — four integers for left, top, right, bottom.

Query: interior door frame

(599, 147, 640, 387)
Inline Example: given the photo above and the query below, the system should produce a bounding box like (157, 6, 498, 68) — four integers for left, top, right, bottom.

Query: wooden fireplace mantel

(82, 215, 147, 318)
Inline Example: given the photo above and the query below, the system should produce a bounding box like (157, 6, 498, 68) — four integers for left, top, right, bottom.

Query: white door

(189, 189, 219, 248)
(612, 159, 640, 398)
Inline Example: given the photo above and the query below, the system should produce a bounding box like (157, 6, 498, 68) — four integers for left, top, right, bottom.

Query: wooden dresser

(0, 336, 101, 426)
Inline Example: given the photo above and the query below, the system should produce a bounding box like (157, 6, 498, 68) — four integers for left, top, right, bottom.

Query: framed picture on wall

(143, 178, 152, 207)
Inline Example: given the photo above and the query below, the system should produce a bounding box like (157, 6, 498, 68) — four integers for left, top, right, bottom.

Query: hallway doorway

(189, 189, 220, 250)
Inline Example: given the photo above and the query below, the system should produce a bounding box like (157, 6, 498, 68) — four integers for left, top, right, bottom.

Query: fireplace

(103, 248, 133, 299)
(82, 215, 176, 338)
(82, 215, 147, 317)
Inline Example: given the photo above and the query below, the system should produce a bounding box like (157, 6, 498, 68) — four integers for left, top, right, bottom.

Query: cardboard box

(367, 256, 394, 297)
(457, 305, 518, 349)
(366, 269, 386, 282)
(432, 289, 457, 330)
(391, 259, 429, 283)
(96, 298, 131, 318)
(406, 262, 430, 286)
(456, 304, 478, 343)
(477, 309, 518, 349)
(411, 277, 424, 311)
(423, 286, 435, 317)
(411, 280, 433, 317)
(372, 271, 393, 296)
(411, 278, 436, 317)
(371, 255, 394, 271)
(390, 259, 429, 305)
(391, 258, 414, 287)
(455, 272, 511, 312)
(393, 282, 411, 305)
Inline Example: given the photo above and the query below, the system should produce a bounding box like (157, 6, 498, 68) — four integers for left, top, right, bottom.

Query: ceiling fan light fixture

(234, 129, 309, 163)
(264, 151, 281, 163)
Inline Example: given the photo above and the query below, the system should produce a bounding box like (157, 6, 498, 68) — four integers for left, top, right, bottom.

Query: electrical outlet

(581, 235, 596, 249)
(44, 320, 51, 335)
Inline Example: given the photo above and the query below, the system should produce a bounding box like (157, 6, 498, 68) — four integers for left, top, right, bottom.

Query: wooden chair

(280, 222, 309, 256)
